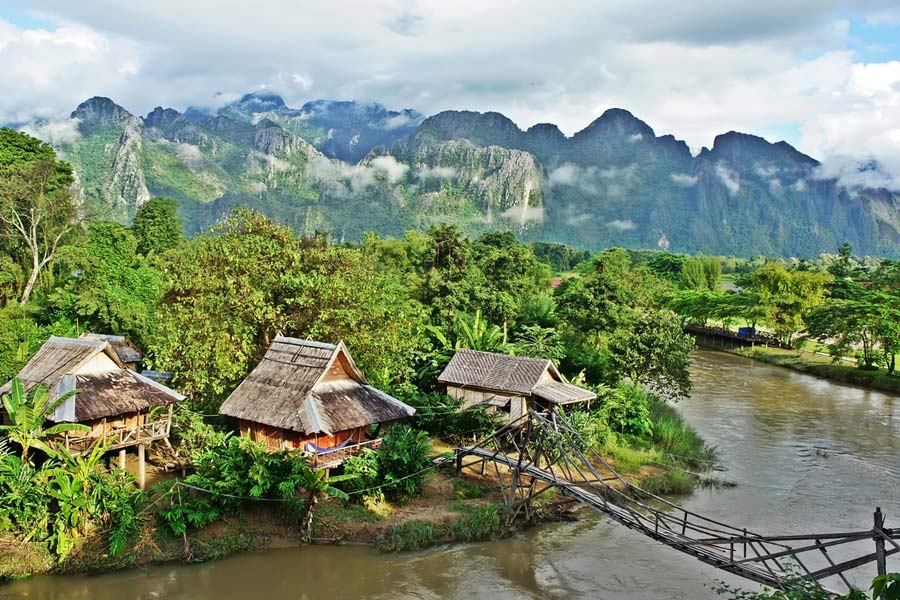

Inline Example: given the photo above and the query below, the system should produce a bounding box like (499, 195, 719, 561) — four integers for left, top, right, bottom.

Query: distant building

(437, 349, 596, 423)
(79, 333, 145, 370)
(218, 336, 415, 469)
(0, 336, 184, 488)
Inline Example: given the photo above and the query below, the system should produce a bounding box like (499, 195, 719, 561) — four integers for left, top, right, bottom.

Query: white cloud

(791, 178, 807, 191)
(754, 164, 780, 178)
(715, 162, 741, 195)
(607, 219, 636, 231)
(417, 164, 456, 179)
(670, 172, 698, 187)
(627, 132, 642, 142)
(20, 117, 81, 144)
(291, 72, 313, 89)
(369, 155, 409, 182)
(3, 2, 900, 186)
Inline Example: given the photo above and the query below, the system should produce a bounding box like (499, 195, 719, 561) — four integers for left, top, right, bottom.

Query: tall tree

(0, 130, 78, 306)
(750, 263, 831, 345)
(131, 196, 184, 255)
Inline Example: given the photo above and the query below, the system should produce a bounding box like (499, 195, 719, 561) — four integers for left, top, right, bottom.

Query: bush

(0, 448, 144, 564)
(344, 424, 433, 501)
(155, 437, 311, 536)
(598, 382, 654, 436)
(395, 385, 502, 444)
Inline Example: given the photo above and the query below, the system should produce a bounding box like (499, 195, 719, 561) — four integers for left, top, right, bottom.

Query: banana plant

(300, 469, 354, 538)
(0, 378, 90, 463)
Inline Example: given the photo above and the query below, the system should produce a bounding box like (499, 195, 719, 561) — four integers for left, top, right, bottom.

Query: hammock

(305, 437, 354, 455)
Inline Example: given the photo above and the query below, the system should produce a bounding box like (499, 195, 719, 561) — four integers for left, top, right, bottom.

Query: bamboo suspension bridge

(452, 411, 899, 597)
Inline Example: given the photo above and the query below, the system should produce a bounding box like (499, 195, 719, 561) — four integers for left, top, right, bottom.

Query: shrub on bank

(373, 502, 511, 552)
(343, 424, 432, 501)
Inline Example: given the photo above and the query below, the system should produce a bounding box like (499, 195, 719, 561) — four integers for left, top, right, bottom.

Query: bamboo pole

(138, 443, 146, 490)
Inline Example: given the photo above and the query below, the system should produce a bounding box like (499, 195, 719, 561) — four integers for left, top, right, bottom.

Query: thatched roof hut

(219, 336, 414, 459)
(437, 349, 595, 422)
(0, 337, 184, 480)
(0, 336, 182, 423)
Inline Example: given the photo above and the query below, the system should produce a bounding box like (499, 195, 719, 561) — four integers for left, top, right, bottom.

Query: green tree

(0, 129, 77, 305)
(150, 209, 420, 402)
(131, 196, 184, 255)
(608, 309, 695, 399)
(806, 285, 900, 371)
(0, 379, 89, 462)
(750, 263, 831, 345)
(49, 222, 165, 344)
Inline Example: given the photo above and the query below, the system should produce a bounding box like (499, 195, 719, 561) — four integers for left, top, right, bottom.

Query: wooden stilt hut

(437, 349, 596, 423)
(0, 336, 184, 488)
(219, 336, 415, 469)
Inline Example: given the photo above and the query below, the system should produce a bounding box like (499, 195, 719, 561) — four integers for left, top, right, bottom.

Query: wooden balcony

(302, 437, 382, 470)
(55, 416, 172, 457)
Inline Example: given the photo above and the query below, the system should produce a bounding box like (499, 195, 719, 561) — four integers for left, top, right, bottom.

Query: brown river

(2, 349, 899, 599)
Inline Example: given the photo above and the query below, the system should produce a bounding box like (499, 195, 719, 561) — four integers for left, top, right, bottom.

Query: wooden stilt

(138, 443, 146, 490)
(118, 448, 126, 470)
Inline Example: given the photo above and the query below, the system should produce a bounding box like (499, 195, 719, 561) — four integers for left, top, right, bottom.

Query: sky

(2, 1, 900, 186)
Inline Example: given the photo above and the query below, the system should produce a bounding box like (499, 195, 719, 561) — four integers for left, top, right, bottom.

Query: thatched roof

(218, 336, 414, 435)
(80, 333, 144, 364)
(437, 349, 596, 405)
(0, 336, 184, 422)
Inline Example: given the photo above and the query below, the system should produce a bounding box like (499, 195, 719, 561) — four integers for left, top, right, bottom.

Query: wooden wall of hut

(238, 420, 369, 452)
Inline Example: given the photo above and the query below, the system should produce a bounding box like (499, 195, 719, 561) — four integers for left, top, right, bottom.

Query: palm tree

(0, 378, 89, 463)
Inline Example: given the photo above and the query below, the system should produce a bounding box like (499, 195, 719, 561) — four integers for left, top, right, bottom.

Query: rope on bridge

(454, 410, 899, 597)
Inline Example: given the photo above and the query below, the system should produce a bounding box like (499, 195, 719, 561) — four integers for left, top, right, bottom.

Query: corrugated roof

(532, 380, 597, 405)
(437, 349, 595, 405)
(436, 349, 553, 394)
(218, 336, 414, 434)
(0, 336, 183, 422)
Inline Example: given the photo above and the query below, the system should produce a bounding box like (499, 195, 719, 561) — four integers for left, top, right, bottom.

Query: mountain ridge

(19, 93, 900, 258)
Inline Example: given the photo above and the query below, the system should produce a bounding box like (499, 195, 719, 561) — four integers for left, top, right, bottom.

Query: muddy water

(3, 349, 898, 599)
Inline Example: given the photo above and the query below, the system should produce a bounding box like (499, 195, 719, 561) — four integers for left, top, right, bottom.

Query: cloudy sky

(2, 1, 900, 181)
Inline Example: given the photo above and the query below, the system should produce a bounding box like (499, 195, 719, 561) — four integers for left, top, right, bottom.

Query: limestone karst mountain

(32, 93, 900, 257)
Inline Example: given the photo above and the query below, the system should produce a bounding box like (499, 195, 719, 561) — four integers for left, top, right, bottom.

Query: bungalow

(437, 349, 596, 423)
(0, 336, 184, 488)
(218, 336, 415, 469)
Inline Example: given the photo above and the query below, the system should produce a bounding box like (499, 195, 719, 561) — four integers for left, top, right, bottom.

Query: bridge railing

(455, 409, 899, 596)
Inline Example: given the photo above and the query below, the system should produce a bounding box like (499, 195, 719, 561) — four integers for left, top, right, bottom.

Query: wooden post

(874, 507, 887, 600)
(138, 443, 146, 490)
(118, 448, 126, 470)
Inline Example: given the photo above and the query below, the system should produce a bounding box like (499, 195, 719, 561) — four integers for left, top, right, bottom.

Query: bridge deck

(456, 411, 899, 597)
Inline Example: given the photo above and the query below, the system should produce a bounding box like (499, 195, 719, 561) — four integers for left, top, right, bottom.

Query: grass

(636, 469, 695, 496)
(373, 519, 439, 552)
(589, 398, 718, 497)
(373, 502, 512, 552)
(451, 477, 493, 500)
(737, 347, 900, 394)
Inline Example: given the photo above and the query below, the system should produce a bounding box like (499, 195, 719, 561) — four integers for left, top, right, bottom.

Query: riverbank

(728, 346, 900, 394)
(0, 393, 714, 582)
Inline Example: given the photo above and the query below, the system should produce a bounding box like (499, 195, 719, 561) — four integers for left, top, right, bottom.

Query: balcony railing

(302, 438, 382, 469)
(55, 417, 172, 457)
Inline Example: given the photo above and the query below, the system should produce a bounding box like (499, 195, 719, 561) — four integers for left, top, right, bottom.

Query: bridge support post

(875, 507, 887, 600)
